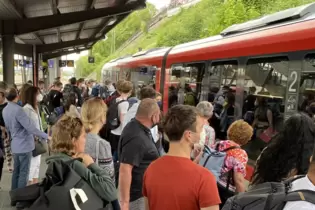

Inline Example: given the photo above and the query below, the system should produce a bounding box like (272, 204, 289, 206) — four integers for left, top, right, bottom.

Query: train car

(104, 3, 315, 181)
(101, 55, 133, 85)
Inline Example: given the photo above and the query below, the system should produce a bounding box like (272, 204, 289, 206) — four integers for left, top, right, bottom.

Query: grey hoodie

(46, 153, 117, 202)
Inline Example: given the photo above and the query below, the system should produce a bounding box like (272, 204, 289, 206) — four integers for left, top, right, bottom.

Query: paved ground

(0, 155, 251, 210)
(0, 155, 47, 210)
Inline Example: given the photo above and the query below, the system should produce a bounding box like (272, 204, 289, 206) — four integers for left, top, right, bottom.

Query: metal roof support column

(32, 45, 39, 86)
(2, 35, 15, 86)
(56, 57, 61, 78)
(42, 56, 49, 89)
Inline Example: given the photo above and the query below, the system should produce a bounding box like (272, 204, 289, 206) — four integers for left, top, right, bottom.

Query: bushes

(76, 0, 315, 78)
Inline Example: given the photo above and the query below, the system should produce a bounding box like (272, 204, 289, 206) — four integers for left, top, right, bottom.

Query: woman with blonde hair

(81, 98, 115, 181)
(81, 98, 119, 209)
(47, 115, 117, 206)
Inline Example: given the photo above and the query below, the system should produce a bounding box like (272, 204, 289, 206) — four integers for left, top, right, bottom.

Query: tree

(76, 0, 315, 79)
(75, 3, 157, 78)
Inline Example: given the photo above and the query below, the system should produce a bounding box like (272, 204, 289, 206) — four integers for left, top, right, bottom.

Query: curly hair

(50, 115, 83, 156)
(251, 113, 315, 185)
(227, 120, 253, 145)
(81, 98, 107, 132)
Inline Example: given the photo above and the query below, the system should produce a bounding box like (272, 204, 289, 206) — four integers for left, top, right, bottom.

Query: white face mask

(37, 94, 43, 102)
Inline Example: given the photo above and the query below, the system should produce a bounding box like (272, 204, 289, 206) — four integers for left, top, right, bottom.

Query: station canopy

(0, 0, 146, 60)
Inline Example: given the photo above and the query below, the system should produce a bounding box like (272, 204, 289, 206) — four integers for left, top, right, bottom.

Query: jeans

(11, 152, 32, 190)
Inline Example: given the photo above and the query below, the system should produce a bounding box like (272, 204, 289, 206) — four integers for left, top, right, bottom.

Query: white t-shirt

(283, 176, 315, 210)
(122, 102, 159, 143)
(111, 98, 129, 136)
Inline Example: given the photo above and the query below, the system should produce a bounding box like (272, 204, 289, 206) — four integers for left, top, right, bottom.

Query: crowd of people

(0, 77, 314, 210)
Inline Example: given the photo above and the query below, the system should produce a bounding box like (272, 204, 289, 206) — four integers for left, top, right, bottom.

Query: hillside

(75, 0, 315, 79)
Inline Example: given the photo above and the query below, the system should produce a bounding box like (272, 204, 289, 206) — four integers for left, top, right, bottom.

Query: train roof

(117, 47, 171, 67)
(168, 3, 315, 63)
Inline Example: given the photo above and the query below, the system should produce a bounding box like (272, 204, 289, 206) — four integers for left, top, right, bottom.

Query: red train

(101, 3, 315, 180)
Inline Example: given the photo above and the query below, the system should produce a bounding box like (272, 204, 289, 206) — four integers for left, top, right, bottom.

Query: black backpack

(10, 159, 106, 210)
(222, 175, 315, 210)
(106, 100, 128, 130)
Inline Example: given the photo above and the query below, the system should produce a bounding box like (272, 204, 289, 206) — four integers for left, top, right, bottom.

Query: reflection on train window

(208, 61, 241, 140)
(207, 62, 238, 100)
(169, 63, 205, 107)
(299, 54, 315, 116)
(102, 67, 120, 84)
(243, 56, 288, 161)
(127, 66, 157, 90)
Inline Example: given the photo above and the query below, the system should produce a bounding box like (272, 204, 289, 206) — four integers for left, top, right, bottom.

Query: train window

(244, 56, 288, 161)
(102, 67, 120, 84)
(204, 61, 238, 105)
(169, 63, 205, 107)
(299, 54, 315, 116)
(128, 66, 157, 90)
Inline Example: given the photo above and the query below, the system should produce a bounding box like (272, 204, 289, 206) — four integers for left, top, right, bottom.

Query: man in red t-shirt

(143, 105, 221, 210)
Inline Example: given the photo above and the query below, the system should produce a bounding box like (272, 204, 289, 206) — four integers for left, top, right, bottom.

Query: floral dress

(212, 140, 248, 192)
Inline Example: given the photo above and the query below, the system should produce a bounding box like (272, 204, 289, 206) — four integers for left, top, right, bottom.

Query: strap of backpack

(285, 190, 315, 204)
(222, 145, 241, 152)
(95, 139, 100, 165)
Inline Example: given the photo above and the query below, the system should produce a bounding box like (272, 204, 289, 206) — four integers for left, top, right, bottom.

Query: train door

(242, 56, 289, 160)
(166, 62, 205, 109)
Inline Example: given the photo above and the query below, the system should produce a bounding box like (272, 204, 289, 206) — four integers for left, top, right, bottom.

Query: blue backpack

(199, 144, 240, 181)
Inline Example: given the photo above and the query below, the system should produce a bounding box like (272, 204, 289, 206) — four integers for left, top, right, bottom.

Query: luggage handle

(70, 188, 88, 210)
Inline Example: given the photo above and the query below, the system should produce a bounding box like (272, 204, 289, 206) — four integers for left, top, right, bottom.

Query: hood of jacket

(46, 153, 73, 165)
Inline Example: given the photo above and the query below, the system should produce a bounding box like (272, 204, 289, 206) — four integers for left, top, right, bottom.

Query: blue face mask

(17, 100, 23, 106)
(157, 101, 162, 108)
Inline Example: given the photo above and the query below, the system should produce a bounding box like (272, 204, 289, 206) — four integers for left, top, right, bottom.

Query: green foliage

(75, 3, 157, 77)
(76, 0, 315, 78)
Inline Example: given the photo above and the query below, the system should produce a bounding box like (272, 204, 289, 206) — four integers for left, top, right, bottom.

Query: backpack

(199, 144, 240, 181)
(184, 92, 197, 106)
(10, 159, 105, 210)
(91, 85, 100, 97)
(222, 175, 315, 210)
(47, 106, 65, 125)
(106, 100, 128, 130)
(63, 85, 80, 104)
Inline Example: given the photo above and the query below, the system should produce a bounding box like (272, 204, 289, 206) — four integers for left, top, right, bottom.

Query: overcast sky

(147, 0, 171, 9)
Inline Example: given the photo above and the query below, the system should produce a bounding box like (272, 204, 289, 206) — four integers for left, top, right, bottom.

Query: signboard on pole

(59, 60, 74, 67)
(67, 60, 74, 67)
(59, 60, 67, 67)
(88, 56, 95, 63)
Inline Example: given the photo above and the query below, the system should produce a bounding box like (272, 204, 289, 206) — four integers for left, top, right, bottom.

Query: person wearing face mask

(143, 105, 221, 210)
(118, 98, 161, 210)
(23, 87, 47, 185)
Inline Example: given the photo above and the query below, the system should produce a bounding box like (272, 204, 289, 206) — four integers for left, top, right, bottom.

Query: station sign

(88, 56, 95, 63)
(67, 60, 74, 67)
(59, 60, 74, 67)
(48, 60, 54, 68)
(59, 60, 66, 67)
(14, 60, 33, 67)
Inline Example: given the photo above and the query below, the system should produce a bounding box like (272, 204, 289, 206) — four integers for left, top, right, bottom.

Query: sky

(147, 0, 171, 9)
